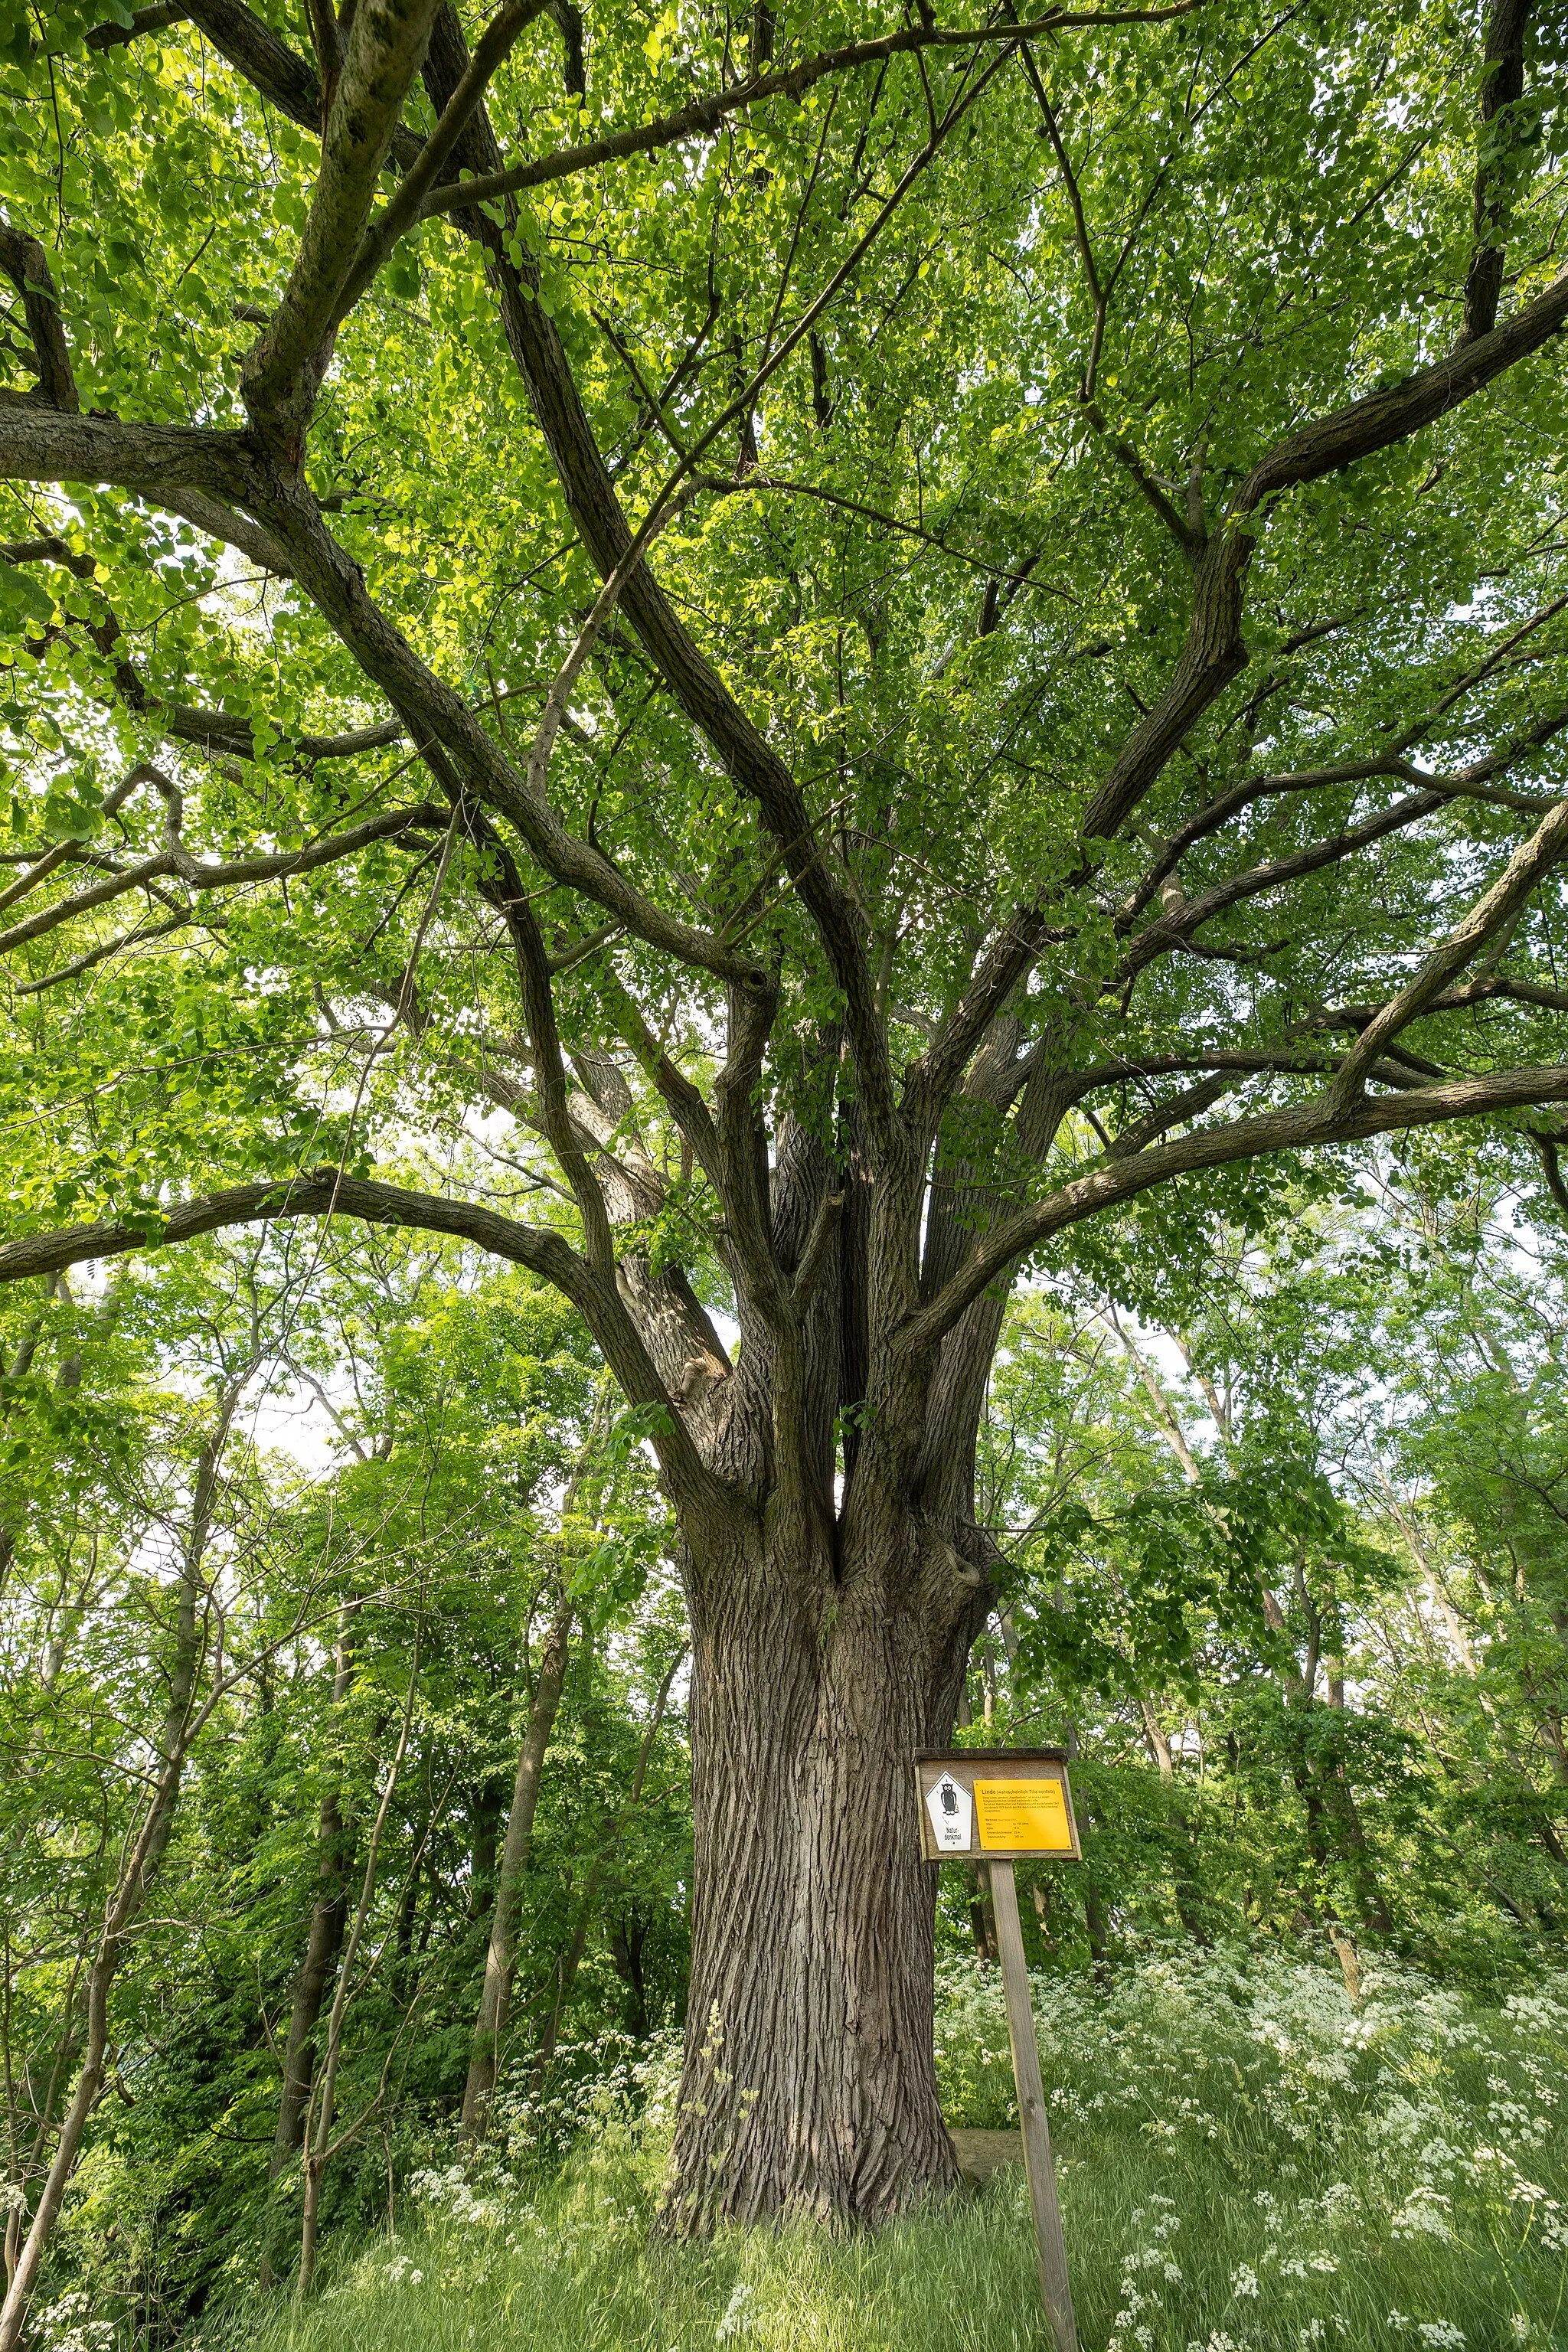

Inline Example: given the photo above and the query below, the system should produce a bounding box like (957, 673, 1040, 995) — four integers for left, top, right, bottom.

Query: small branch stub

(915, 1748, 1080, 2352)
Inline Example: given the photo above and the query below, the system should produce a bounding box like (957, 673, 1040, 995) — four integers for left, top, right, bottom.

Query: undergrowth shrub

(198, 1946, 1568, 2351)
(936, 1940, 1568, 2350)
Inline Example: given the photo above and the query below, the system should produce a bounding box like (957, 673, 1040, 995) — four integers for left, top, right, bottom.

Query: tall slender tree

(0, 1331, 261, 2352)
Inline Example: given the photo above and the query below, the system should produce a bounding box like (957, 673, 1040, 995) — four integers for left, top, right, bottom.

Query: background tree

(0, 1230, 681, 2324)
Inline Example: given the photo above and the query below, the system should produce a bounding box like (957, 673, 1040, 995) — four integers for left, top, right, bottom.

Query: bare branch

(0, 793, 445, 962)
(1120, 701, 1568, 927)
(0, 404, 257, 502)
(81, 3, 189, 52)
(1118, 788, 1449, 981)
(696, 471, 1067, 593)
(16, 913, 194, 997)
(482, 825, 617, 1270)
(1461, 0, 1533, 343)
(413, 7, 1206, 224)
(0, 1167, 727, 1514)
(593, 964, 724, 1182)
(0, 769, 148, 920)
(0, 1170, 573, 1289)
(332, 0, 550, 326)
(411, 17, 1015, 1170)
(156, 488, 296, 577)
(0, 224, 79, 413)
(241, 0, 444, 438)
(0, 389, 765, 991)
(182, 0, 330, 131)
(1079, 261, 1568, 845)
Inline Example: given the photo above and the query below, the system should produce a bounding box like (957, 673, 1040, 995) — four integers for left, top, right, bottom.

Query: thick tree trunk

(666, 1538, 978, 2230)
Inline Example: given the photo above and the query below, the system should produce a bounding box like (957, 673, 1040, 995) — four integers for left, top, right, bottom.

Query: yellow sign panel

(974, 1777, 1073, 1853)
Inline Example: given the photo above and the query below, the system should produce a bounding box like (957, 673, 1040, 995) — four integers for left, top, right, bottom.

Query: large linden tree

(2, 0, 1566, 2253)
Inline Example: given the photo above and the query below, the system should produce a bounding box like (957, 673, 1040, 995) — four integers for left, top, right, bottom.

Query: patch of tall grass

(215, 1946, 1567, 2352)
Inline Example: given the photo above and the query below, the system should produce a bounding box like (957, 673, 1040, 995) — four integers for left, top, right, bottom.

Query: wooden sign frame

(916, 1746, 1080, 2352)
(913, 1747, 1081, 1864)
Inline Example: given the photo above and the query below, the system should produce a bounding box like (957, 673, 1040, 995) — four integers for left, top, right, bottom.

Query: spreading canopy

(2, 0, 1566, 1514)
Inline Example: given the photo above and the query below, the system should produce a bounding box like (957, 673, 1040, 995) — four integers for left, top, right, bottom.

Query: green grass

(227, 1949, 1568, 2352)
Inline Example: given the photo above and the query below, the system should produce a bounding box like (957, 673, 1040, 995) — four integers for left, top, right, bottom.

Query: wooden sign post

(915, 1749, 1080, 2352)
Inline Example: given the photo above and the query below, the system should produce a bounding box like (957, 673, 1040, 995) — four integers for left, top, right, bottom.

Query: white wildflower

(715, 2282, 755, 2342)
(1390, 2186, 1452, 2241)
(1232, 2265, 1259, 2298)
(34, 2296, 115, 2352)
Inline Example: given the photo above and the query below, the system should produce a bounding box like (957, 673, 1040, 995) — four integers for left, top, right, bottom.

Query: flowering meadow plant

(936, 1941, 1568, 2350)
(231, 1942, 1568, 2352)
(490, 2026, 684, 2167)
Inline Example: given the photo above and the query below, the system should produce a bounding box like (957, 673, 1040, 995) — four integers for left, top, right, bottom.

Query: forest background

(4, 1133, 1567, 2344)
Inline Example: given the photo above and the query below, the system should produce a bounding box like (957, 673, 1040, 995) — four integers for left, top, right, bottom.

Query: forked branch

(1326, 792, 1568, 1111)
(903, 1058, 1568, 1354)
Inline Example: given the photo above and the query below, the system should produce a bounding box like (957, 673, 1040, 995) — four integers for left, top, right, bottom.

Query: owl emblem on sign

(925, 1769, 972, 1852)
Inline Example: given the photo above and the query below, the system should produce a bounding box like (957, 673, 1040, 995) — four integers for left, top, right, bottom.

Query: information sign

(914, 1747, 1080, 2352)
(913, 1749, 1080, 1862)
(924, 1769, 973, 1852)
(974, 1776, 1073, 1853)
